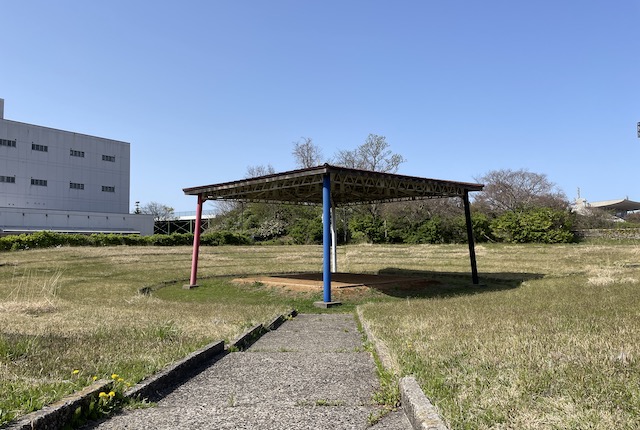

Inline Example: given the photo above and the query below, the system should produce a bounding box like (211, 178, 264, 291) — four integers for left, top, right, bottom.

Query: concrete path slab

(85, 314, 412, 430)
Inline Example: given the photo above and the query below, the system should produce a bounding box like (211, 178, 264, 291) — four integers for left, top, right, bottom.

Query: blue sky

(2, 1, 639, 212)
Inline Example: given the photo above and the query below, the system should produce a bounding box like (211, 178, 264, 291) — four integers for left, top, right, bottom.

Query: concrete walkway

(86, 313, 412, 429)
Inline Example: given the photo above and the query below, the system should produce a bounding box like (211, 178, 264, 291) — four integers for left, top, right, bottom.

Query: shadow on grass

(151, 269, 544, 314)
(369, 267, 545, 299)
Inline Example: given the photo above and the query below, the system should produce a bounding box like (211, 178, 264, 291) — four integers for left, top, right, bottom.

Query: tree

(213, 162, 276, 221)
(473, 169, 567, 214)
(245, 164, 275, 178)
(333, 134, 405, 173)
(332, 134, 406, 239)
(140, 201, 175, 221)
(292, 137, 323, 168)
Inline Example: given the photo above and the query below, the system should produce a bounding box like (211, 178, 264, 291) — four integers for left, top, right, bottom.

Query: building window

(102, 185, 115, 192)
(70, 149, 85, 157)
(102, 154, 116, 162)
(0, 175, 16, 183)
(32, 143, 48, 152)
(31, 178, 48, 186)
(0, 139, 16, 147)
(70, 182, 85, 190)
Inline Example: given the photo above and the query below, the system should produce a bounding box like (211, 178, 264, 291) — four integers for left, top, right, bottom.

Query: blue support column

(322, 174, 332, 302)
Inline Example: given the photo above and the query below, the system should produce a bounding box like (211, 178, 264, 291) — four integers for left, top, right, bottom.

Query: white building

(0, 99, 153, 235)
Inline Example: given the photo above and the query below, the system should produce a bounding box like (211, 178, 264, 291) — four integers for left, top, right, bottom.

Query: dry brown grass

(3, 242, 640, 428)
(0, 246, 293, 425)
(358, 242, 640, 429)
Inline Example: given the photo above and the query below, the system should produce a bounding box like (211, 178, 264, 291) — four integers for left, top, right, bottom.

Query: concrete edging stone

(125, 340, 225, 402)
(5, 379, 113, 430)
(400, 376, 449, 430)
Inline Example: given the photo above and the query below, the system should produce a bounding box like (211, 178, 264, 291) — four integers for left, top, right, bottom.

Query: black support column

(463, 190, 480, 285)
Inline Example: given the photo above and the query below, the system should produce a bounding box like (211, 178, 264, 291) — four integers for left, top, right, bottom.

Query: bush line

(0, 231, 252, 252)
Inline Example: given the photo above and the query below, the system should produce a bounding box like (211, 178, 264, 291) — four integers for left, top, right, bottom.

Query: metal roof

(183, 164, 484, 205)
(589, 199, 640, 212)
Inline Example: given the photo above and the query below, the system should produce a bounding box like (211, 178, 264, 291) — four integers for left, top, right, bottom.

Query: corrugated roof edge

(183, 163, 483, 195)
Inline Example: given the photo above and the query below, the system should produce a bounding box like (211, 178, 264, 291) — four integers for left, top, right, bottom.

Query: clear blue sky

(2, 1, 639, 212)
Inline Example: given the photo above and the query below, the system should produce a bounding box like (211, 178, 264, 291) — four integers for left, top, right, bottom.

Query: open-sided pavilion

(183, 164, 484, 306)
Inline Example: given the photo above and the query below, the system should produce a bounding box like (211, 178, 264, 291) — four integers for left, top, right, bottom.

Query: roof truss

(183, 164, 483, 206)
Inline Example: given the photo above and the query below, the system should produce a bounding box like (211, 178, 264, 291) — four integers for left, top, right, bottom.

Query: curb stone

(266, 309, 298, 331)
(400, 376, 449, 430)
(356, 307, 449, 430)
(229, 309, 298, 351)
(229, 324, 265, 350)
(356, 307, 397, 371)
(125, 340, 225, 402)
(125, 309, 296, 400)
(3, 311, 295, 430)
(5, 379, 112, 430)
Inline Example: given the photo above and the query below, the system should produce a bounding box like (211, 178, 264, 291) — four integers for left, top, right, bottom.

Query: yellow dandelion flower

(117, 378, 124, 383)
(111, 373, 119, 380)
(92, 376, 98, 381)
(72, 369, 80, 375)
(108, 391, 116, 398)
(98, 392, 108, 398)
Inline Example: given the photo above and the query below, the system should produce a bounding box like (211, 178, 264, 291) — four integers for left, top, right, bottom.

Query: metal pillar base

(313, 301, 342, 309)
(182, 284, 199, 290)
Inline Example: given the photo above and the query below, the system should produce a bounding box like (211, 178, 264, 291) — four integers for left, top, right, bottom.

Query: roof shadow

(369, 267, 545, 299)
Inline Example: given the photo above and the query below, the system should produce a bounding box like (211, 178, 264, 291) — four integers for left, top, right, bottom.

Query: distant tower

(574, 187, 588, 212)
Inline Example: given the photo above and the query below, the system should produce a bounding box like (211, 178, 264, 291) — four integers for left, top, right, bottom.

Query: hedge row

(0, 230, 252, 252)
(574, 228, 640, 240)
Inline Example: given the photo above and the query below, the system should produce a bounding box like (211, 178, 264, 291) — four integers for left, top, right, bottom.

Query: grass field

(1, 242, 639, 428)
(360, 242, 640, 429)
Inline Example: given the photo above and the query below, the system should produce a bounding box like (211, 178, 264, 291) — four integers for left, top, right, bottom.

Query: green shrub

(200, 231, 252, 246)
(405, 217, 445, 244)
(0, 236, 12, 251)
(289, 218, 323, 244)
(147, 234, 192, 246)
(349, 215, 386, 243)
(91, 234, 127, 246)
(470, 212, 494, 243)
(121, 235, 147, 246)
(0, 232, 149, 251)
(491, 207, 575, 243)
(64, 234, 92, 247)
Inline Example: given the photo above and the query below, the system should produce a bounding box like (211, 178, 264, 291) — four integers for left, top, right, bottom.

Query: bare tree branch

(245, 164, 276, 178)
(333, 134, 405, 173)
(292, 137, 323, 168)
(140, 201, 175, 221)
(474, 169, 567, 213)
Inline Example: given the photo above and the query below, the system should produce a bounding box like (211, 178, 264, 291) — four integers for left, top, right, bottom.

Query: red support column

(187, 194, 204, 288)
